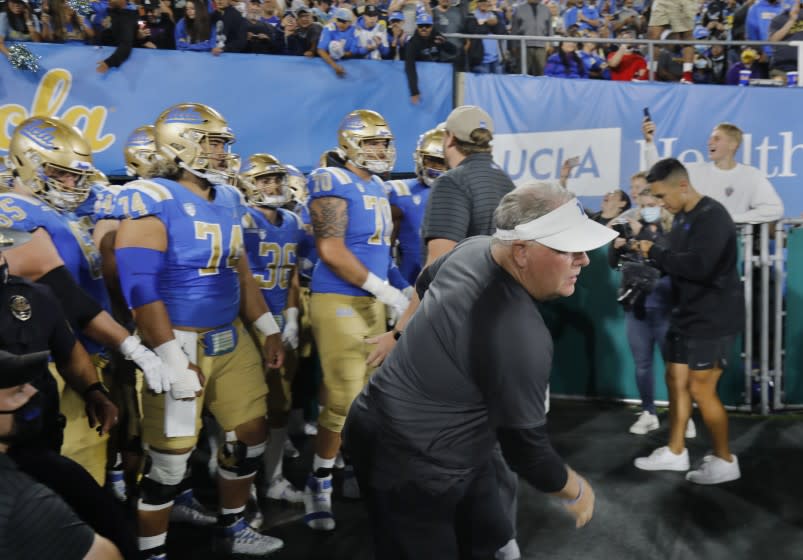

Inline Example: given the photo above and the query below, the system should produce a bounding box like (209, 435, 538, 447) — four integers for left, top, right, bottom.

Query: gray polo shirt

(350, 237, 551, 490)
(421, 152, 515, 244)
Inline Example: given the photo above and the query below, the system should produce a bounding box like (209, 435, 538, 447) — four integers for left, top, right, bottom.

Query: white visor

(493, 199, 618, 252)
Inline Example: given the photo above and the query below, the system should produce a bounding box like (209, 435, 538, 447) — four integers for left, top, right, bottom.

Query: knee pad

(217, 431, 265, 480)
(138, 448, 192, 510)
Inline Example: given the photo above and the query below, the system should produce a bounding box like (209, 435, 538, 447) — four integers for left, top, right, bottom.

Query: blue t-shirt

(387, 178, 429, 285)
(242, 207, 304, 316)
(307, 166, 393, 296)
(318, 22, 366, 59)
(115, 178, 247, 328)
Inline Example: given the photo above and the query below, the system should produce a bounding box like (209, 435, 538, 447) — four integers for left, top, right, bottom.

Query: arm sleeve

(37, 266, 104, 330)
(387, 262, 410, 290)
(648, 205, 735, 283)
(497, 425, 568, 493)
(421, 173, 472, 242)
(9, 482, 95, 560)
(440, 33, 457, 55)
(224, 14, 248, 52)
(731, 171, 784, 223)
(104, 13, 136, 67)
(404, 36, 420, 95)
(643, 141, 660, 169)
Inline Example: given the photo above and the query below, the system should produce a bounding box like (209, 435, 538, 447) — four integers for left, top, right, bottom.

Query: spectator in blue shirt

(565, 0, 602, 31)
(545, 39, 588, 77)
(466, 0, 507, 73)
(175, 0, 216, 51)
(317, 7, 366, 76)
(746, 0, 787, 55)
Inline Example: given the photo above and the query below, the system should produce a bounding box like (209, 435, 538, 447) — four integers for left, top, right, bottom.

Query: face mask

(641, 206, 661, 223)
(0, 391, 44, 444)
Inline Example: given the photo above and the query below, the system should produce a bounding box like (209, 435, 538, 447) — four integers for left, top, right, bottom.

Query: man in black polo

(346, 183, 614, 558)
(0, 349, 122, 560)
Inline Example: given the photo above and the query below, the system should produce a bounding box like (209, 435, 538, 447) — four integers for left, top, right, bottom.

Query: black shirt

(403, 31, 458, 96)
(102, 7, 139, 68)
(648, 196, 744, 337)
(0, 454, 95, 560)
(421, 152, 515, 244)
(0, 277, 76, 450)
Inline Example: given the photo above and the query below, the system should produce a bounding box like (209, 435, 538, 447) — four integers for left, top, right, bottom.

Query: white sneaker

(303, 422, 318, 436)
(686, 454, 741, 485)
(495, 538, 521, 560)
(629, 412, 660, 435)
(685, 418, 697, 439)
(333, 452, 345, 470)
(303, 474, 335, 531)
(170, 492, 217, 526)
(245, 484, 264, 530)
(105, 469, 127, 502)
(341, 465, 360, 499)
(222, 518, 284, 556)
(264, 477, 304, 504)
(283, 439, 300, 459)
(634, 446, 690, 472)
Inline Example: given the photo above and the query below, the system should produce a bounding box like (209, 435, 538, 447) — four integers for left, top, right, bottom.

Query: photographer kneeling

(608, 189, 673, 435)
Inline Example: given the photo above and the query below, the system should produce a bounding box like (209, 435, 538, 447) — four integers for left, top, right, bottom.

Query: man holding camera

(632, 158, 743, 485)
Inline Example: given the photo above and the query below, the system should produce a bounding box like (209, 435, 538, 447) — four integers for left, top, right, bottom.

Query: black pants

(10, 446, 139, 560)
(344, 409, 510, 559)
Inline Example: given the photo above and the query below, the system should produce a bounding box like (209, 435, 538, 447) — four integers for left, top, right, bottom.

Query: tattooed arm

(310, 196, 373, 287)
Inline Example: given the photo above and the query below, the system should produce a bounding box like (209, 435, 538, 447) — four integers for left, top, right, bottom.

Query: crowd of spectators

(0, 0, 800, 85)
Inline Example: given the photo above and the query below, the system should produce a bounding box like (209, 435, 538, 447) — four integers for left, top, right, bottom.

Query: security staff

(0, 228, 137, 559)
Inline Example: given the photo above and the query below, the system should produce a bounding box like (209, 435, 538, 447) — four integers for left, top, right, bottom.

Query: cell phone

(643, 107, 651, 121)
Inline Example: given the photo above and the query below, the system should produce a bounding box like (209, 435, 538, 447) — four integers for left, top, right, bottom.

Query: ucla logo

(18, 118, 58, 149)
(0, 69, 114, 154)
(127, 130, 153, 147)
(163, 107, 205, 125)
(341, 115, 365, 131)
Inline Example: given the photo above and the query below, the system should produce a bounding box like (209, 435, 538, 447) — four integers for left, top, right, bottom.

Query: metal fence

(443, 33, 803, 82)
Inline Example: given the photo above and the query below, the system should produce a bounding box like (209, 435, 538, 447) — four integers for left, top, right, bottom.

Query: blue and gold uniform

(307, 166, 393, 434)
(115, 178, 268, 450)
(387, 178, 430, 285)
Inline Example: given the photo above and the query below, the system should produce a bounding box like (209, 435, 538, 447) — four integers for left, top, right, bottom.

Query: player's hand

(170, 362, 203, 400)
(641, 116, 655, 142)
(262, 333, 285, 370)
(120, 335, 172, 394)
(365, 330, 396, 368)
(563, 475, 595, 528)
(282, 308, 300, 350)
(96, 61, 109, 74)
(85, 390, 119, 436)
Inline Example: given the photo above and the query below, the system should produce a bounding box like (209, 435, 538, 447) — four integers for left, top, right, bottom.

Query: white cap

(494, 199, 618, 252)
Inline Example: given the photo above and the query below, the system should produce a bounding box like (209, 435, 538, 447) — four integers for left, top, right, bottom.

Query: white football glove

(362, 272, 410, 318)
(154, 339, 202, 400)
(282, 307, 300, 350)
(119, 335, 171, 394)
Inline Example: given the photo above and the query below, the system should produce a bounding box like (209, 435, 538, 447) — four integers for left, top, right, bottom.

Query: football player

(386, 126, 446, 285)
(239, 154, 306, 504)
(114, 103, 285, 559)
(303, 109, 410, 531)
(2, 116, 172, 484)
(0, 156, 14, 191)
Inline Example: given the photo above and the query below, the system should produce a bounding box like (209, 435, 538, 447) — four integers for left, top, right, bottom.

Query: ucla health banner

(0, 44, 452, 175)
(464, 74, 803, 217)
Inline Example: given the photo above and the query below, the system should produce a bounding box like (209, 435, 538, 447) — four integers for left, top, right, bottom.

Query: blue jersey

(115, 178, 246, 329)
(0, 193, 110, 354)
(73, 183, 122, 233)
(295, 203, 318, 282)
(242, 207, 304, 317)
(387, 179, 429, 285)
(307, 167, 393, 296)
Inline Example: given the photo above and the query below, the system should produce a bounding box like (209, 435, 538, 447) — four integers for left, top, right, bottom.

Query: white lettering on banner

(0, 68, 114, 154)
(494, 128, 621, 196)
(636, 132, 803, 180)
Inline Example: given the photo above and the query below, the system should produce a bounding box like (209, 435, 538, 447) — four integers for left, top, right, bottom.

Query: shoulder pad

(308, 167, 354, 199)
(115, 179, 174, 219)
(387, 179, 411, 197)
(0, 193, 54, 232)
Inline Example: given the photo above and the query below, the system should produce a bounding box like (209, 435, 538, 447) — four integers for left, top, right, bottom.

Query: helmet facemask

(348, 137, 396, 175)
(31, 159, 93, 212)
(243, 171, 291, 208)
(418, 155, 446, 187)
(176, 131, 240, 186)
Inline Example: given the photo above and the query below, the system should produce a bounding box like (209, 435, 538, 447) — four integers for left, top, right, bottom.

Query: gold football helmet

(0, 156, 13, 192)
(154, 103, 239, 185)
(284, 164, 308, 205)
(124, 125, 158, 178)
(337, 110, 396, 175)
(8, 116, 95, 212)
(239, 153, 290, 207)
(415, 126, 446, 187)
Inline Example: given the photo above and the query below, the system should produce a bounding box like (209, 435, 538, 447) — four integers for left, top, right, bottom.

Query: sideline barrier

(0, 43, 453, 174)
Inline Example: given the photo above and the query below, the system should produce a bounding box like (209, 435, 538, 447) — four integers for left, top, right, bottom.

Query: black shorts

(665, 332, 735, 371)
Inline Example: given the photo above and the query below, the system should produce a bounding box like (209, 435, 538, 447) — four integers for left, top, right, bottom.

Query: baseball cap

(444, 105, 494, 142)
(0, 350, 50, 389)
(0, 228, 32, 250)
(333, 7, 353, 21)
(389, 10, 404, 21)
(296, 6, 310, 14)
(494, 198, 618, 252)
(363, 5, 379, 16)
(416, 12, 433, 25)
